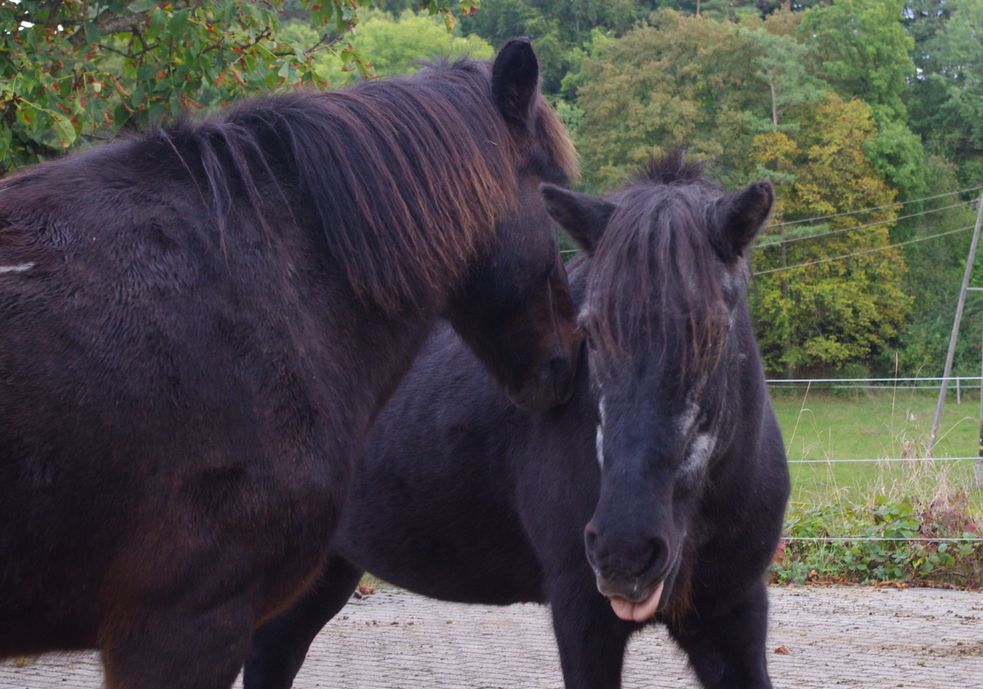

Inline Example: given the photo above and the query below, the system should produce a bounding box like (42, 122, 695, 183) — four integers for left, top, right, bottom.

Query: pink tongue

(609, 582, 664, 623)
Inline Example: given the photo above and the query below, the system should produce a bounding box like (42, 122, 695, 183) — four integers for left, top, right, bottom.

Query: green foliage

(291, 9, 493, 86)
(800, 0, 914, 121)
(573, 10, 767, 190)
(460, 0, 649, 94)
(906, 0, 983, 187)
(774, 496, 982, 586)
(0, 0, 475, 174)
(750, 95, 911, 373)
(799, 0, 926, 199)
(739, 14, 827, 129)
(895, 156, 982, 376)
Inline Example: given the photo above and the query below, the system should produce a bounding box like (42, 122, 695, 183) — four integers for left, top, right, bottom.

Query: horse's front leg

(547, 571, 635, 689)
(668, 578, 774, 689)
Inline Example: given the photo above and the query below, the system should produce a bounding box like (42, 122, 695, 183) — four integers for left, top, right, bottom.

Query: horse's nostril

(541, 355, 566, 383)
(583, 522, 600, 564)
(639, 536, 670, 580)
(549, 354, 569, 377)
(584, 525, 671, 584)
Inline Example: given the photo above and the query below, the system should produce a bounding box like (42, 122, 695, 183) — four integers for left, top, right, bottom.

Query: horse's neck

(318, 293, 445, 453)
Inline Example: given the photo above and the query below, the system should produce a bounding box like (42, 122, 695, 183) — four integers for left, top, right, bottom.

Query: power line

(753, 225, 975, 277)
(560, 198, 978, 258)
(765, 184, 983, 230)
(755, 200, 974, 249)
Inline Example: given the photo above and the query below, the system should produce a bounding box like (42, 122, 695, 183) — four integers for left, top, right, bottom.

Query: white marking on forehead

(676, 401, 700, 437)
(681, 432, 716, 478)
(578, 302, 594, 327)
(0, 262, 34, 275)
(595, 396, 606, 468)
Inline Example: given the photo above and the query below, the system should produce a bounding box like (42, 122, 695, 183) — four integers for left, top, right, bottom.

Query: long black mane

(4, 59, 577, 313)
(586, 152, 729, 379)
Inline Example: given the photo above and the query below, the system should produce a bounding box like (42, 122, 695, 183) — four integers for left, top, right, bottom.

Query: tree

(460, 0, 650, 94)
(740, 14, 826, 130)
(896, 155, 983, 376)
(800, 0, 913, 120)
(0, 0, 475, 174)
(573, 10, 766, 190)
(799, 0, 926, 199)
(286, 10, 493, 85)
(906, 0, 983, 186)
(750, 95, 911, 373)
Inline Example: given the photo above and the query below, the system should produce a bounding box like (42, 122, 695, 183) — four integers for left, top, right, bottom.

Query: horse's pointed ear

(540, 184, 614, 254)
(713, 180, 773, 261)
(492, 37, 539, 127)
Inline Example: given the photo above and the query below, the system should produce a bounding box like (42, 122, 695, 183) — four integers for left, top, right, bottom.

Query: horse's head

(443, 39, 581, 412)
(542, 155, 773, 622)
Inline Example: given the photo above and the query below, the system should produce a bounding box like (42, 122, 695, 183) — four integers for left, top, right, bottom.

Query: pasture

(771, 388, 983, 513)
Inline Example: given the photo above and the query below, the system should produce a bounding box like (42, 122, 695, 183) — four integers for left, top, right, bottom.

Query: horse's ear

(712, 180, 773, 261)
(492, 37, 539, 127)
(540, 184, 614, 254)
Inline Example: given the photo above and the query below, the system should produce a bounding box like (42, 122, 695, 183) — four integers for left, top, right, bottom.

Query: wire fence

(767, 375, 983, 544)
(786, 456, 978, 464)
(783, 536, 983, 543)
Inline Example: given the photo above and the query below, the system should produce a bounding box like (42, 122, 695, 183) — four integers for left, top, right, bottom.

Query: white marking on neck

(595, 396, 606, 468)
(0, 262, 34, 275)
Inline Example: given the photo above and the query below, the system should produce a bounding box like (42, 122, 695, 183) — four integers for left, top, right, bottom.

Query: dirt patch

(1, 586, 981, 689)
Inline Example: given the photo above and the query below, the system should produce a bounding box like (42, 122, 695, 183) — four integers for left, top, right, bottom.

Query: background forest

(3, 0, 982, 378)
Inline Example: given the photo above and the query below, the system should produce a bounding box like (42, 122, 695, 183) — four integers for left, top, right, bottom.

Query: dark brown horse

(244, 154, 789, 689)
(0, 40, 580, 689)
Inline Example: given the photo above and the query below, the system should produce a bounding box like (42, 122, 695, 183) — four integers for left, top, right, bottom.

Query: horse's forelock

(586, 180, 729, 384)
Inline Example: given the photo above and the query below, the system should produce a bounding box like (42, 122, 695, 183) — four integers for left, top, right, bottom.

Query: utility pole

(929, 191, 983, 453)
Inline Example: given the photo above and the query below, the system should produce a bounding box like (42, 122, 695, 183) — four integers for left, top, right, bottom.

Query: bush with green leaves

(0, 0, 477, 174)
(775, 495, 982, 587)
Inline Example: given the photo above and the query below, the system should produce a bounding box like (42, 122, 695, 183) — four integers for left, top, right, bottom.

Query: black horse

(0, 41, 582, 689)
(245, 155, 791, 689)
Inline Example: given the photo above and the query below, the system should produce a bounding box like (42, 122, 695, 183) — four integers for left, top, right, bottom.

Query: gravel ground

(2, 586, 981, 688)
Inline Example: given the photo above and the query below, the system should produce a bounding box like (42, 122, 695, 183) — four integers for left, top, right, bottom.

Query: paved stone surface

(1, 586, 981, 688)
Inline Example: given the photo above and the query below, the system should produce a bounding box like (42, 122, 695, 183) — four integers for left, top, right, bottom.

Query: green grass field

(770, 387, 983, 515)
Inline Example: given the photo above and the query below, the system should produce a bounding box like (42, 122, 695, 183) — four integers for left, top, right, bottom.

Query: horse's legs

(101, 603, 254, 689)
(243, 555, 363, 689)
(548, 572, 634, 689)
(668, 578, 773, 689)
